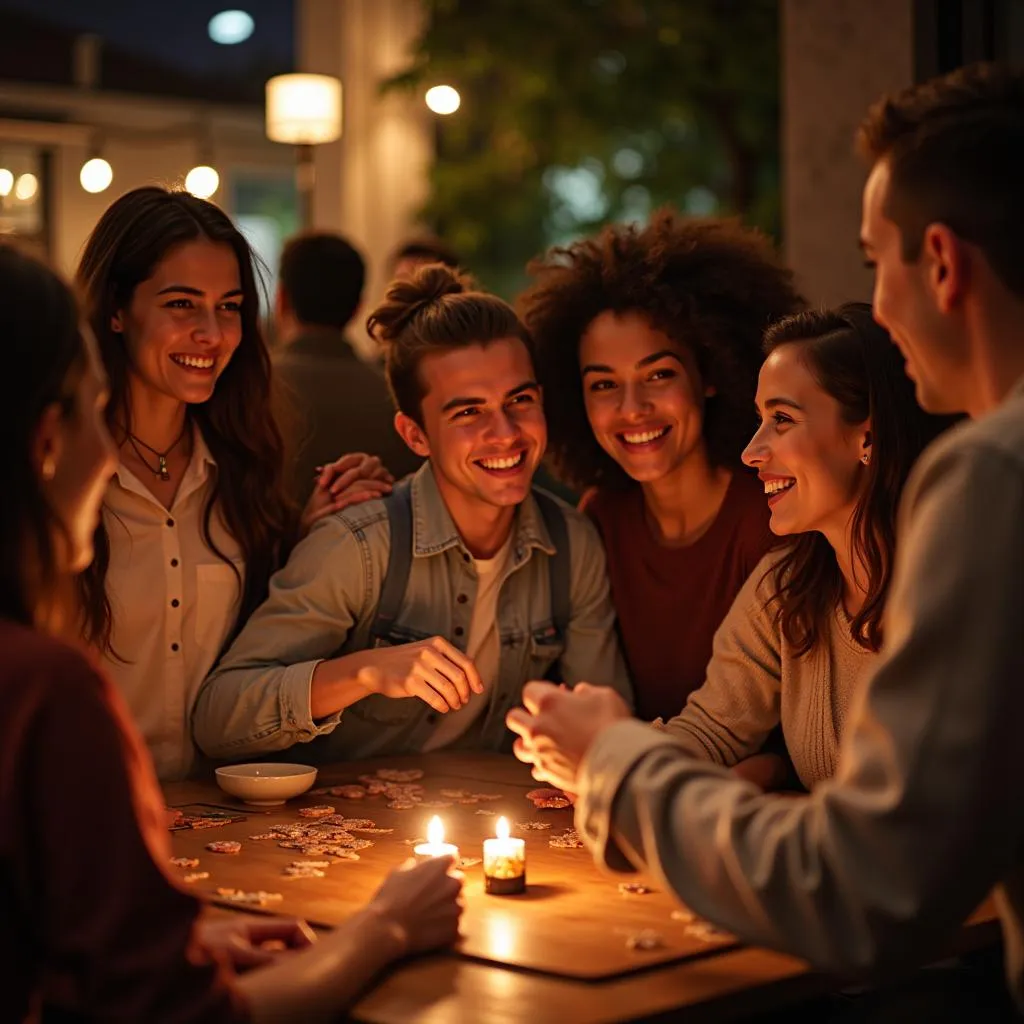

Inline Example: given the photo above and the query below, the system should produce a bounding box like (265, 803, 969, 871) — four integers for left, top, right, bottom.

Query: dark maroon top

(0, 618, 249, 1024)
(583, 469, 776, 721)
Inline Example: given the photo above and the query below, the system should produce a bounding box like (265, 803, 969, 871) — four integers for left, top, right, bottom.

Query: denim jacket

(192, 463, 632, 762)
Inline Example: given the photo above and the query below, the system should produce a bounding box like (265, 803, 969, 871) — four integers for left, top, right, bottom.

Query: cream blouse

(101, 428, 243, 781)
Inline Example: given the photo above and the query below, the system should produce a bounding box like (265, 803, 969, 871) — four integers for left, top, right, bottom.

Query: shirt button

(456, 594, 468, 604)
(170, 558, 179, 568)
(454, 626, 464, 637)
(171, 598, 180, 608)
(166, 517, 175, 528)
(171, 642, 180, 652)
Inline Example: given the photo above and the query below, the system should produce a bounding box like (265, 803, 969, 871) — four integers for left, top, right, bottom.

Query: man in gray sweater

(508, 62, 1024, 1012)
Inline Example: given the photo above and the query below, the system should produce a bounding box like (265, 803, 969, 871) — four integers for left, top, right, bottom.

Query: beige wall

(0, 81, 292, 277)
(782, 0, 915, 307)
(298, 0, 433, 355)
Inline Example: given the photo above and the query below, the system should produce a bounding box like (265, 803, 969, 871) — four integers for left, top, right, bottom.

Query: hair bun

(368, 262, 473, 343)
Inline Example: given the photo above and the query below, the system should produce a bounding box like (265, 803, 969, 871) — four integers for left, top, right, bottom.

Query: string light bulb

(80, 157, 113, 194)
(425, 85, 461, 115)
(185, 165, 220, 199)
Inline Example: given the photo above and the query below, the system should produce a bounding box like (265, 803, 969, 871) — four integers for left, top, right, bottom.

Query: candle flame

(427, 815, 444, 845)
(496, 816, 510, 840)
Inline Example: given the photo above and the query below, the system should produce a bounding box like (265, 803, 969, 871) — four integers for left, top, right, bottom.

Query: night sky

(0, 0, 293, 76)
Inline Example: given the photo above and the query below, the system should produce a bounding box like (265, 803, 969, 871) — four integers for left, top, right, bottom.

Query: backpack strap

(368, 478, 414, 646)
(533, 489, 571, 642)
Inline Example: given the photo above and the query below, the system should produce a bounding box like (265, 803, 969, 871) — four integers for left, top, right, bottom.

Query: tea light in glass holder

(483, 816, 526, 894)
(413, 815, 459, 863)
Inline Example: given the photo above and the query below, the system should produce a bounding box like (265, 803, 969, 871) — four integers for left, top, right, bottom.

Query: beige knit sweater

(662, 551, 877, 790)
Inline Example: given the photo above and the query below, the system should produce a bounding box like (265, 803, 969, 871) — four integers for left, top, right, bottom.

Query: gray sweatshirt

(576, 373, 1024, 1004)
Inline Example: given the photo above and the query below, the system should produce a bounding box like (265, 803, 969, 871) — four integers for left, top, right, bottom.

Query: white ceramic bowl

(215, 763, 318, 806)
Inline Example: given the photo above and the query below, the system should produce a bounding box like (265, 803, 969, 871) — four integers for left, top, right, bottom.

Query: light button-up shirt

(101, 428, 244, 781)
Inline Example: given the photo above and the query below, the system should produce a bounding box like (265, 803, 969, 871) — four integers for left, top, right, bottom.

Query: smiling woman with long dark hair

(74, 187, 390, 781)
(655, 303, 959, 788)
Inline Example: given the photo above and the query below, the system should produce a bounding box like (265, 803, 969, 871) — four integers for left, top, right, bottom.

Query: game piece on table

(216, 888, 284, 906)
(297, 804, 335, 818)
(626, 930, 665, 951)
(205, 840, 241, 854)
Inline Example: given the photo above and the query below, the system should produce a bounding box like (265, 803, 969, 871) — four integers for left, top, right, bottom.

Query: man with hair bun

(194, 265, 632, 762)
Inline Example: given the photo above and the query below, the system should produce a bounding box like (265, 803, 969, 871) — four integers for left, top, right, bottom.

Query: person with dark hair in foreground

(508, 62, 1024, 1017)
(193, 264, 631, 763)
(274, 232, 423, 500)
(0, 243, 463, 1024)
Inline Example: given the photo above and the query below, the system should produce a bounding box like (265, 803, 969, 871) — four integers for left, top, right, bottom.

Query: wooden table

(166, 753, 1001, 1023)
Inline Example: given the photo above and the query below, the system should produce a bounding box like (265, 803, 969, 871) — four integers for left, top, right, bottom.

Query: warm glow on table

(483, 816, 526, 894)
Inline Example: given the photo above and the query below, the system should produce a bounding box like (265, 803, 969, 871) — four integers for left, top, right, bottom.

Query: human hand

(368, 856, 464, 956)
(301, 453, 395, 530)
(506, 681, 631, 791)
(355, 636, 484, 713)
(195, 916, 316, 970)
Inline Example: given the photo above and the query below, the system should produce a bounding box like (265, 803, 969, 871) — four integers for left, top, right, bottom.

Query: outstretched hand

(506, 681, 631, 792)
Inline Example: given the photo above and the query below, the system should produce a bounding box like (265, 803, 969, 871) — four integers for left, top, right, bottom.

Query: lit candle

(413, 815, 459, 863)
(483, 816, 526, 894)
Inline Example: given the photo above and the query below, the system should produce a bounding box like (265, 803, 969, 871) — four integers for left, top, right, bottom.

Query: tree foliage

(384, 0, 780, 296)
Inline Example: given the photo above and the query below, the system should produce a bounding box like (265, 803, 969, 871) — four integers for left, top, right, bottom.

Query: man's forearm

(309, 651, 389, 719)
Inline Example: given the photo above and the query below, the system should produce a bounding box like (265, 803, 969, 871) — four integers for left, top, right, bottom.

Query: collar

(410, 462, 558, 562)
(111, 422, 217, 510)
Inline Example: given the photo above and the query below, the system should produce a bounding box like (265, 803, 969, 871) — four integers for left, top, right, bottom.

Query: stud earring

(861, 451, 871, 466)
(41, 454, 56, 481)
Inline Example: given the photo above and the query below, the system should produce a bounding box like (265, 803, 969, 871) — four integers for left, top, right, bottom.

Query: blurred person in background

(274, 231, 422, 502)
(388, 234, 461, 282)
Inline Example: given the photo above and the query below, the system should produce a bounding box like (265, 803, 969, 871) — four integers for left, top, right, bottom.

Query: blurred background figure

(274, 231, 423, 501)
(388, 235, 461, 282)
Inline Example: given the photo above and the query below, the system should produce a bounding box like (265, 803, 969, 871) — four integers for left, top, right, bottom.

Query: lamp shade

(265, 73, 342, 145)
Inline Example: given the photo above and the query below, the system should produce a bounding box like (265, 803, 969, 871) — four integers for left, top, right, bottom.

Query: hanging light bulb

(425, 85, 461, 115)
(0, 168, 13, 197)
(185, 165, 220, 200)
(80, 157, 113, 194)
(14, 173, 39, 201)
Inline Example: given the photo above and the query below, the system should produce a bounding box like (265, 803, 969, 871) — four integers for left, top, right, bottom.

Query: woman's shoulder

(731, 546, 794, 613)
(0, 621, 105, 704)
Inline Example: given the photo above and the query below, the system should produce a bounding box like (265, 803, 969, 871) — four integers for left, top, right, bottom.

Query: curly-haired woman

(520, 210, 804, 723)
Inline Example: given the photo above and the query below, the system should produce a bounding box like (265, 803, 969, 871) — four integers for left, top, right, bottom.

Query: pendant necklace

(126, 422, 188, 482)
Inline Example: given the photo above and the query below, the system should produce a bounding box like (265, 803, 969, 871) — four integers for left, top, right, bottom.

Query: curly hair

(519, 208, 805, 491)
